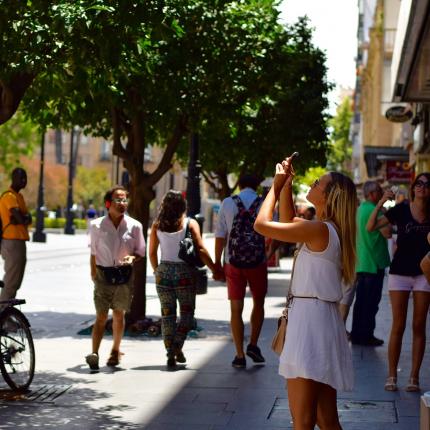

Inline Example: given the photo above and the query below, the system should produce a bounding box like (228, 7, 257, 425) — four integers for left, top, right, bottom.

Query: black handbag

(178, 218, 203, 267)
(97, 265, 132, 285)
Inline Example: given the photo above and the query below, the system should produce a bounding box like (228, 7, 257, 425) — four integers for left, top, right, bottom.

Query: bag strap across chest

(231, 195, 262, 216)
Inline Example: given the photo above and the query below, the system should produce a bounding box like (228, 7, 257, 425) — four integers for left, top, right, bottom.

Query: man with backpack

(0, 168, 32, 303)
(215, 174, 267, 368)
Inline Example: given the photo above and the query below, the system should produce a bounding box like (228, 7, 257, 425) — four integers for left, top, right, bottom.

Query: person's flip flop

(384, 376, 398, 391)
(405, 378, 420, 392)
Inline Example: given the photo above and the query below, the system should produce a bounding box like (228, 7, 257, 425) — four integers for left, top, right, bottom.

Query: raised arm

(254, 162, 328, 251)
(366, 189, 394, 232)
(278, 175, 296, 223)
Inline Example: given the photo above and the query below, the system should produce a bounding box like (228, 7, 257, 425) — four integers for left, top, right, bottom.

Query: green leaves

(0, 0, 330, 200)
(170, 19, 185, 37)
(0, 110, 38, 174)
(85, 4, 115, 13)
(326, 96, 353, 174)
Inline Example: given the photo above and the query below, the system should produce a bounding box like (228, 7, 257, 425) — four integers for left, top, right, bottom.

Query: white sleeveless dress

(279, 222, 354, 392)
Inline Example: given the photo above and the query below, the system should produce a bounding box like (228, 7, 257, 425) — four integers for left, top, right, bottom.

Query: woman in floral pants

(149, 190, 217, 368)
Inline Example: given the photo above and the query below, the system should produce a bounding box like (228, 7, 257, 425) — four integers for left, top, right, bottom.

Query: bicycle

(0, 299, 35, 391)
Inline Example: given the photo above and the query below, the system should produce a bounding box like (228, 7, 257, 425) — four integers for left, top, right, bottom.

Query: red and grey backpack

(228, 195, 266, 268)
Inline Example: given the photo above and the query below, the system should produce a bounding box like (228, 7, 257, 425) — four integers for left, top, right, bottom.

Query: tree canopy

(326, 95, 353, 174)
(0, 0, 332, 319)
(75, 166, 111, 208)
(1, 1, 331, 202)
(193, 16, 331, 198)
(0, 110, 38, 175)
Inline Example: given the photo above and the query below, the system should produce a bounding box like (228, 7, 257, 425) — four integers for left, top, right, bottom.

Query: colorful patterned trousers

(155, 261, 195, 358)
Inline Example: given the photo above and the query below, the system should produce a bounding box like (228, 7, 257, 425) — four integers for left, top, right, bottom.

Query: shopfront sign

(385, 105, 413, 123)
(386, 160, 412, 182)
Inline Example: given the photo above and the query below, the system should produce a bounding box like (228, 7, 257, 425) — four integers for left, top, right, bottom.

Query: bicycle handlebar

(0, 299, 26, 306)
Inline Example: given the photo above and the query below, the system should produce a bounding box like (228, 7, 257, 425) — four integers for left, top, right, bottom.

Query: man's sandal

(106, 350, 121, 366)
(384, 376, 398, 391)
(405, 378, 420, 392)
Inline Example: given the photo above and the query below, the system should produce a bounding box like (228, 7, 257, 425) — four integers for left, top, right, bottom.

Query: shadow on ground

(0, 371, 141, 429)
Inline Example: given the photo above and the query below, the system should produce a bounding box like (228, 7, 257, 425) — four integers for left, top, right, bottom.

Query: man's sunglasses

(415, 180, 430, 189)
(112, 198, 129, 204)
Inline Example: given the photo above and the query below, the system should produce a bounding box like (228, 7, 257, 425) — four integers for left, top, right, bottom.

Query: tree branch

(111, 107, 130, 160)
(201, 170, 220, 193)
(213, 169, 232, 200)
(0, 73, 35, 125)
(147, 115, 188, 187)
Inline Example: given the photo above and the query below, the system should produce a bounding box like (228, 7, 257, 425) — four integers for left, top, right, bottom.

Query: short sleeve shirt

(385, 202, 430, 276)
(90, 214, 146, 267)
(0, 188, 30, 241)
(356, 200, 390, 273)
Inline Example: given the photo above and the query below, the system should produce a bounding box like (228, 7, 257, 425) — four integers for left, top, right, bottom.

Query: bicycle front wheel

(0, 307, 35, 391)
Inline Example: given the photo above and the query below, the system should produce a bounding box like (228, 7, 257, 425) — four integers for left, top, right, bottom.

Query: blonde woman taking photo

(254, 156, 356, 430)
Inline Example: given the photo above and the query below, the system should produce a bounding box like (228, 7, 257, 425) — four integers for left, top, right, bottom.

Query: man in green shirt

(351, 181, 391, 346)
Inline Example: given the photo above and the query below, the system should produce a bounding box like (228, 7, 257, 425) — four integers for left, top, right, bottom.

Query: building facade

(391, 0, 430, 173)
(351, 0, 413, 185)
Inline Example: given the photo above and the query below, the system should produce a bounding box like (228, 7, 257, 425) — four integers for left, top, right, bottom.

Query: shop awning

(364, 146, 409, 178)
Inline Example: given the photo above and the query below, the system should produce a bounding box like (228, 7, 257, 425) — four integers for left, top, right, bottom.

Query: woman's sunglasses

(414, 180, 430, 189)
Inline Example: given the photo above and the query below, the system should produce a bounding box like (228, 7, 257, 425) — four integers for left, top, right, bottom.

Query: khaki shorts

(93, 268, 133, 314)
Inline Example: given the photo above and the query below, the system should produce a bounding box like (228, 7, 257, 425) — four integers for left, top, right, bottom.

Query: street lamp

(64, 128, 76, 235)
(186, 132, 207, 296)
(32, 130, 46, 243)
(186, 133, 204, 228)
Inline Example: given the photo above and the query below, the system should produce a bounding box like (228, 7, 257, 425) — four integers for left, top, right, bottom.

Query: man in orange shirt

(0, 168, 31, 302)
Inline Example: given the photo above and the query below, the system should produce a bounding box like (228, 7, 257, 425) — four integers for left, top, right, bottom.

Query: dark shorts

(225, 263, 268, 300)
(93, 268, 133, 314)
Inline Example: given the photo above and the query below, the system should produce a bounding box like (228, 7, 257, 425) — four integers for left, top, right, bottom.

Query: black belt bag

(97, 265, 132, 285)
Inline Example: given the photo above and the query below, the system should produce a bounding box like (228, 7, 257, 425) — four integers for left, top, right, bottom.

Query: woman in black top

(367, 173, 430, 392)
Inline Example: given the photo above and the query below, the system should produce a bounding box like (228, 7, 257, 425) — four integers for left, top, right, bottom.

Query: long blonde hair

(323, 172, 357, 285)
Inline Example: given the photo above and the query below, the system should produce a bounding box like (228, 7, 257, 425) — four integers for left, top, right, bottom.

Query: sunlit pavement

(0, 233, 425, 429)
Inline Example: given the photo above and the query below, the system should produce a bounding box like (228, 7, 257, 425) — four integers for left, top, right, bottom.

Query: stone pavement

(0, 233, 426, 429)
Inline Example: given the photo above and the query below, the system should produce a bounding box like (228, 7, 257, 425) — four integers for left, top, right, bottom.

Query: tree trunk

(216, 171, 232, 200)
(116, 113, 187, 322)
(127, 175, 155, 321)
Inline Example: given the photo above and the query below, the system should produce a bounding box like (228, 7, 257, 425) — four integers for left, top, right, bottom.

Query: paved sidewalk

(0, 234, 426, 429)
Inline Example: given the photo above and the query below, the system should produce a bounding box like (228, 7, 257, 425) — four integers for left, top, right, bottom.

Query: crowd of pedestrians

(82, 164, 428, 428)
(1, 160, 429, 429)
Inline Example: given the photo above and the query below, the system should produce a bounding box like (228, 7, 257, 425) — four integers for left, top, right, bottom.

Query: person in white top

(149, 190, 217, 368)
(255, 156, 357, 430)
(85, 186, 146, 371)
